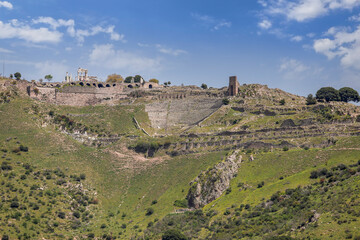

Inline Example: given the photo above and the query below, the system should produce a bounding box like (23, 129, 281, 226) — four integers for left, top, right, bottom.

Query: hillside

(0, 79, 360, 239)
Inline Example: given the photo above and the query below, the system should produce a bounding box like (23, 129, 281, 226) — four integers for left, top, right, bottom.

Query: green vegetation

(14, 72, 21, 80)
(1, 81, 360, 239)
(106, 73, 124, 83)
(44, 74, 53, 82)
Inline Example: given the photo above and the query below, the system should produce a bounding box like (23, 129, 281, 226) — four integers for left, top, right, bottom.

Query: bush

(149, 79, 159, 84)
(306, 94, 317, 105)
(310, 171, 318, 179)
(222, 98, 230, 105)
(283, 146, 289, 151)
(151, 200, 158, 205)
(174, 199, 188, 208)
(279, 99, 286, 105)
(201, 83, 208, 89)
(58, 211, 66, 219)
(100, 223, 107, 229)
(146, 208, 154, 216)
(162, 229, 188, 240)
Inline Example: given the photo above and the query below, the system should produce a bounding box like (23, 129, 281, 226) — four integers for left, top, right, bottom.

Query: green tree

(306, 94, 317, 105)
(279, 99, 286, 105)
(162, 229, 188, 240)
(134, 75, 143, 83)
(167, 81, 171, 86)
(316, 87, 340, 102)
(106, 74, 124, 83)
(339, 87, 360, 102)
(45, 74, 53, 82)
(124, 76, 133, 83)
(9, 74, 13, 79)
(149, 78, 159, 84)
(14, 72, 21, 80)
(201, 83, 208, 89)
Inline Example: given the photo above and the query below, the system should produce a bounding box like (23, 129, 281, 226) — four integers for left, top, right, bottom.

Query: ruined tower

(228, 76, 239, 96)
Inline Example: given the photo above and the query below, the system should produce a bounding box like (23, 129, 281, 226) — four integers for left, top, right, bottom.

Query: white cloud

(75, 25, 125, 43)
(191, 13, 231, 31)
(0, 20, 62, 43)
(291, 35, 303, 42)
(138, 43, 187, 56)
(280, 58, 309, 73)
(155, 45, 187, 56)
(0, 1, 12, 9)
(0, 47, 12, 53)
(349, 13, 360, 21)
(258, 19, 272, 29)
(313, 25, 360, 69)
(264, 0, 360, 22)
(32, 16, 125, 44)
(89, 44, 161, 72)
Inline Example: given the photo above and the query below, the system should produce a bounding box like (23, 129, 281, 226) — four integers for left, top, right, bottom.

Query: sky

(1, 0, 360, 96)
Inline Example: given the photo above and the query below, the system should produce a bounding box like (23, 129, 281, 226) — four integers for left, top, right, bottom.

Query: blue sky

(1, 0, 360, 96)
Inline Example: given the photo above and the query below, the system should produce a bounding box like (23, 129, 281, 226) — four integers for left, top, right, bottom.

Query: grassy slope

(0, 97, 226, 238)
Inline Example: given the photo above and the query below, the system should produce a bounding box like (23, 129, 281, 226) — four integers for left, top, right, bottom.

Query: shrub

(283, 146, 289, 151)
(58, 211, 66, 219)
(100, 224, 107, 229)
(146, 208, 154, 216)
(310, 171, 318, 179)
(20, 145, 29, 152)
(174, 199, 188, 208)
(201, 83, 208, 89)
(80, 173, 86, 180)
(257, 181, 264, 188)
(222, 98, 230, 105)
(162, 229, 188, 240)
(10, 201, 19, 208)
(151, 200, 158, 205)
(149, 79, 159, 84)
(306, 94, 317, 105)
(279, 99, 286, 105)
(73, 211, 80, 218)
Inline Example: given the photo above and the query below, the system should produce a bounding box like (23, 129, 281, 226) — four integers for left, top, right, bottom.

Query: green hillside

(0, 82, 360, 239)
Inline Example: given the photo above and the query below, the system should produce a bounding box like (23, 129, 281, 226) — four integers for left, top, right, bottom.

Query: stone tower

(228, 76, 239, 96)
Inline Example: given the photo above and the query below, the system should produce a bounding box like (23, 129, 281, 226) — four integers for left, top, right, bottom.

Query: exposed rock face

(145, 98, 223, 128)
(187, 150, 242, 209)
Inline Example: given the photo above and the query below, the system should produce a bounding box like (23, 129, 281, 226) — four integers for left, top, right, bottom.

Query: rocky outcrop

(187, 150, 242, 209)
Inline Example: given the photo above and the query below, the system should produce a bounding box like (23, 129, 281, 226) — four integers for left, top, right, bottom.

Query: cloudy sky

(1, 0, 360, 96)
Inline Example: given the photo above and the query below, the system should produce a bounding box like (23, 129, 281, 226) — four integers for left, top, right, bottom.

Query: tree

(106, 74, 124, 83)
(134, 75, 143, 83)
(339, 87, 360, 102)
(149, 78, 159, 84)
(162, 229, 187, 240)
(279, 99, 286, 105)
(164, 82, 168, 86)
(201, 83, 208, 89)
(306, 94, 317, 105)
(124, 76, 133, 83)
(9, 74, 13, 79)
(316, 87, 340, 102)
(14, 72, 21, 80)
(45, 74, 53, 82)
(167, 81, 171, 86)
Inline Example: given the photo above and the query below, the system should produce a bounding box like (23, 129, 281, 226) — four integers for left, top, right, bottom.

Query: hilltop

(0, 77, 360, 239)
